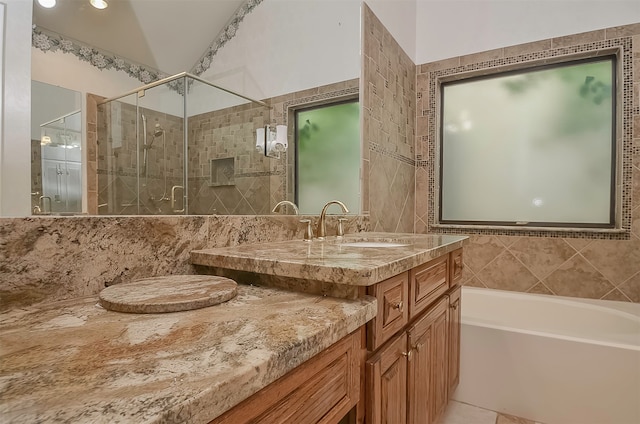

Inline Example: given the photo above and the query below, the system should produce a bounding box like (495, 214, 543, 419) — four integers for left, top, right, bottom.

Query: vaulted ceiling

(32, 0, 247, 75)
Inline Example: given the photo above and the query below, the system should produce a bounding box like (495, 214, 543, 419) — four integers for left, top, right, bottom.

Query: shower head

(153, 123, 164, 137)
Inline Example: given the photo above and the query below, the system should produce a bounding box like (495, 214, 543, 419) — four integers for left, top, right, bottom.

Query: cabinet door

(449, 249, 464, 288)
(448, 286, 461, 395)
(409, 256, 449, 319)
(407, 297, 448, 424)
(366, 332, 408, 424)
(367, 272, 409, 351)
(431, 299, 450, 423)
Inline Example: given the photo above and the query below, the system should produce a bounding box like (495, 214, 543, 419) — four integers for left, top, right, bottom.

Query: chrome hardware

(31, 191, 40, 196)
(316, 200, 349, 240)
(272, 200, 299, 215)
(39, 196, 52, 214)
(171, 185, 185, 213)
(299, 219, 314, 242)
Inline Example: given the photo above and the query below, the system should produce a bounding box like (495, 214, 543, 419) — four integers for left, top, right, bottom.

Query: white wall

(364, 0, 417, 62)
(416, 0, 640, 65)
(199, 0, 362, 102)
(1, 0, 32, 217)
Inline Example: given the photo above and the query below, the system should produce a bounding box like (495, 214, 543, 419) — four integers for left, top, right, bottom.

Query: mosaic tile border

(423, 37, 634, 240)
(281, 87, 360, 126)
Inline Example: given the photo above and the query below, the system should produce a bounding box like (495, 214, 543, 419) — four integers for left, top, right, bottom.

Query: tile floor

(436, 400, 544, 424)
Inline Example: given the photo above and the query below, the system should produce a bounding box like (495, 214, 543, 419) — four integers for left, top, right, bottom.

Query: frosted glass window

(296, 101, 360, 215)
(439, 57, 615, 228)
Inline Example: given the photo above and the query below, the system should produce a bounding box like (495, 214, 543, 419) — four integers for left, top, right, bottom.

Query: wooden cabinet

(365, 332, 408, 424)
(448, 285, 461, 394)
(211, 330, 362, 424)
(366, 250, 463, 424)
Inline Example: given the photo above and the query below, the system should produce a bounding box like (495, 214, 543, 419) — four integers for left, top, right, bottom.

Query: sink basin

(338, 241, 409, 248)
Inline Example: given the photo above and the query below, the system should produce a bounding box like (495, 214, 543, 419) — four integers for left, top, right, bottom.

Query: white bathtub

(453, 287, 640, 424)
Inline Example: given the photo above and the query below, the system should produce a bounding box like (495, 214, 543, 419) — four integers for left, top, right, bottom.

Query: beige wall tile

(419, 56, 460, 74)
(503, 39, 552, 57)
(527, 282, 554, 295)
(544, 254, 615, 299)
(476, 251, 539, 292)
(551, 30, 605, 48)
(606, 23, 640, 39)
(459, 48, 504, 66)
(463, 236, 506, 273)
(581, 237, 640, 285)
(602, 288, 632, 302)
(617, 272, 640, 302)
(508, 238, 577, 280)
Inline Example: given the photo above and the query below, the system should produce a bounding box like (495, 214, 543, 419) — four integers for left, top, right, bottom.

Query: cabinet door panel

(450, 249, 464, 288)
(431, 304, 449, 423)
(366, 332, 408, 424)
(407, 296, 448, 424)
(367, 272, 409, 351)
(410, 256, 449, 319)
(448, 286, 461, 394)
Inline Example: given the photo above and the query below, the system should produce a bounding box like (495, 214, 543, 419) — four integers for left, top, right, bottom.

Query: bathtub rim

(460, 286, 640, 351)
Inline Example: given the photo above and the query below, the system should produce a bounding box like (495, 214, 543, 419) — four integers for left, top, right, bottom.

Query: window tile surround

(414, 23, 640, 302)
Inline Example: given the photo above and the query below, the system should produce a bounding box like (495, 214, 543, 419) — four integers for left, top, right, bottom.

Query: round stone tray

(99, 275, 238, 314)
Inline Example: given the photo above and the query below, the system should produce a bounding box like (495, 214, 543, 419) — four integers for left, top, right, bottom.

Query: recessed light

(37, 0, 56, 8)
(90, 0, 108, 9)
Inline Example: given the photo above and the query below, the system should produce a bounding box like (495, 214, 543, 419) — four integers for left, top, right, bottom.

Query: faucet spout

(316, 200, 349, 239)
(272, 200, 299, 215)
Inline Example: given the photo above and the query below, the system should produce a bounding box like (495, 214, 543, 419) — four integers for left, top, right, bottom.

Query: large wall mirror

(27, 0, 362, 218)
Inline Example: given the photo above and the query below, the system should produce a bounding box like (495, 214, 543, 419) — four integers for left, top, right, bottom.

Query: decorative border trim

(32, 26, 164, 85)
(192, 0, 264, 76)
(32, 0, 264, 84)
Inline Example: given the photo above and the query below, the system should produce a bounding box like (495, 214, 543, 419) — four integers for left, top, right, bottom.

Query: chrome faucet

(316, 200, 349, 239)
(272, 200, 299, 215)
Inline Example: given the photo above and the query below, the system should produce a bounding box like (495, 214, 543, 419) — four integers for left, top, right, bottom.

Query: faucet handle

(337, 218, 348, 238)
(299, 219, 314, 241)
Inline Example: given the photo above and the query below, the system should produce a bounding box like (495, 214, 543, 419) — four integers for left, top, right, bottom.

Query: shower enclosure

(96, 73, 272, 215)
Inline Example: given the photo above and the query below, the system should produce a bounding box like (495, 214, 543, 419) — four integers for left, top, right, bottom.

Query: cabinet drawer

(211, 331, 361, 424)
(367, 272, 409, 351)
(409, 256, 449, 319)
(450, 248, 463, 288)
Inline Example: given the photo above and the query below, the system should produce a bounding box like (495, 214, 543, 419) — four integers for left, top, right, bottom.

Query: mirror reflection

(28, 0, 362, 217)
(31, 81, 82, 215)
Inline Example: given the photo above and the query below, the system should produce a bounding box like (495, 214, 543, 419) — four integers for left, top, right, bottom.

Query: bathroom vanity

(191, 232, 467, 424)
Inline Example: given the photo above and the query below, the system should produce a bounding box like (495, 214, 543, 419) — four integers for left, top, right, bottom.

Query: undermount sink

(337, 241, 409, 248)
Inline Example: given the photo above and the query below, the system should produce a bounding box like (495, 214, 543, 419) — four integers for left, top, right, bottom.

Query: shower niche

(96, 73, 271, 215)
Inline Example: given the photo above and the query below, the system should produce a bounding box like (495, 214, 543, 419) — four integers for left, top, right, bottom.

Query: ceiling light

(37, 0, 56, 8)
(90, 0, 108, 9)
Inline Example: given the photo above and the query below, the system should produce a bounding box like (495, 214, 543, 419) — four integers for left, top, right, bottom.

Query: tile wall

(414, 23, 640, 302)
(362, 4, 416, 232)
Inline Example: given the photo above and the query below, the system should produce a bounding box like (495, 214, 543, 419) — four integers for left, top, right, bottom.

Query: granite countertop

(0, 284, 376, 424)
(191, 232, 468, 286)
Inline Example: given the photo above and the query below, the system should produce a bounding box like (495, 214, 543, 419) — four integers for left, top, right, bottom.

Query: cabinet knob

(401, 350, 412, 361)
(391, 301, 404, 312)
(450, 302, 458, 310)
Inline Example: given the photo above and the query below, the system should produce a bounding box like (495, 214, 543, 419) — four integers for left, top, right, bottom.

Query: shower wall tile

(363, 3, 415, 232)
(417, 22, 640, 303)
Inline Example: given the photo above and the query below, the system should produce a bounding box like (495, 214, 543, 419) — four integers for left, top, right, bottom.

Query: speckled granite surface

(0, 215, 369, 311)
(191, 232, 468, 286)
(0, 284, 376, 424)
